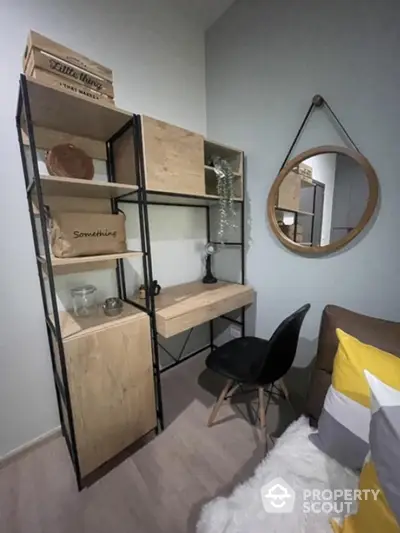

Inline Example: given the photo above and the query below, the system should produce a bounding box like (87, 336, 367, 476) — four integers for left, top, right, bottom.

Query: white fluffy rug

(197, 416, 358, 533)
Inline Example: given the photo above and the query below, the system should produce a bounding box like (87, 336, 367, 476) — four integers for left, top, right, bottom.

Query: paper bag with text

(51, 212, 127, 258)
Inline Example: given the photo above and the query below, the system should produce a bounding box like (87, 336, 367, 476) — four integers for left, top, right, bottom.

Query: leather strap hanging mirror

(267, 96, 379, 255)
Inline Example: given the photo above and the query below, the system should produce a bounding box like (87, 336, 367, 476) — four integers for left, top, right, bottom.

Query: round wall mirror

(267, 146, 379, 255)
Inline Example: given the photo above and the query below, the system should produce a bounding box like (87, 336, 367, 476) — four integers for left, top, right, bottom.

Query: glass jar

(70, 285, 97, 317)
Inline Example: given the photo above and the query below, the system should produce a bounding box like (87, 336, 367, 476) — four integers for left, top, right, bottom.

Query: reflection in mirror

(275, 153, 369, 248)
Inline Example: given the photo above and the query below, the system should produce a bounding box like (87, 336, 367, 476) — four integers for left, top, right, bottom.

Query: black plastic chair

(206, 304, 311, 428)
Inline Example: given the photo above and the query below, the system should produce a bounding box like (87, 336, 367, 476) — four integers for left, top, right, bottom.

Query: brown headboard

(306, 305, 400, 425)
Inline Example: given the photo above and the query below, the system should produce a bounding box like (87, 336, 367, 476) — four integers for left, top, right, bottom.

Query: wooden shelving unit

(40, 175, 138, 199)
(18, 72, 248, 488)
(119, 122, 249, 375)
(17, 74, 156, 489)
(276, 162, 325, 245)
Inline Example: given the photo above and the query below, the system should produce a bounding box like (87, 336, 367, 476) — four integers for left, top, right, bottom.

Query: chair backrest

(256, 304, 311, 385)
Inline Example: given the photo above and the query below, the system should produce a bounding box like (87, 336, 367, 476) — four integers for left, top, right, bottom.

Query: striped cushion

(366, 371, 400, 524)
(331, 372, 400, 532)
(310, 329, 400, 471)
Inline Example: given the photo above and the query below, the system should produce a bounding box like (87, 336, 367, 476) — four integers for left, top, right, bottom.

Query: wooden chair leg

(278, 378, 294, 411)
(258, 386, 266, 429)
(208, 379, 234, 427)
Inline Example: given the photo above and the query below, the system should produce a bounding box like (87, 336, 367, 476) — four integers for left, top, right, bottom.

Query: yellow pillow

(333, 330, 400, 407)
(331, 459, 400, 533)
(331, 365, 400, 533)
(310, 330, 400, 471)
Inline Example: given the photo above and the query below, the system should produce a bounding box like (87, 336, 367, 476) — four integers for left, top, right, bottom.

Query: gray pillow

(365, 370, 400, 523)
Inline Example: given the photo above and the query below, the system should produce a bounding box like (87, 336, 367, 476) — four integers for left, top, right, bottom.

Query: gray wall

(206, 0, 400, 384)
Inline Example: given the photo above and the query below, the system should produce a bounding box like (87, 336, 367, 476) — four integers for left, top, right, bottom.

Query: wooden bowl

(46, 144, 94, 180)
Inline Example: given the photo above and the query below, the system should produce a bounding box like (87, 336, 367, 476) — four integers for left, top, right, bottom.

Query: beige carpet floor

(0, 353, 295, 533)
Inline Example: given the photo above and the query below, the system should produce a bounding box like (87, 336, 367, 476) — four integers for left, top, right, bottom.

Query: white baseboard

(0, 426, 62, 469)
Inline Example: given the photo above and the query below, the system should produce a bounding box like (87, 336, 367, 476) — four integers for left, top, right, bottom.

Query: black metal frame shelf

(120, 189, 244, 207)
(16, 73, 247, 489)
(16, 75, 161, 490)
(118, 154, 247, 378)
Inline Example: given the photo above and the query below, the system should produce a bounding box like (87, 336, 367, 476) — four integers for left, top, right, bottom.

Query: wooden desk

(148, 281, 254, 338)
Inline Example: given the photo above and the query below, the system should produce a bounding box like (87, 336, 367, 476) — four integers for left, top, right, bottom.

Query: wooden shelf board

(204, 193, 243, 201)
(119, 190, 243, 206)
(39, 250, 142, 267)
(22, 76, 131, 141)
(40, 175, 138, 199)
(204, 165, 241, 178)
(275, 206, 314, 216)
(58, 303, 145, 340)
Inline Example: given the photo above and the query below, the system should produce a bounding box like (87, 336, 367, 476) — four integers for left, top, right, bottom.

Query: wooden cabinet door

(277, 170, 301, 211)
(142, 115, 205, 195)
(64, 315, 156, 477)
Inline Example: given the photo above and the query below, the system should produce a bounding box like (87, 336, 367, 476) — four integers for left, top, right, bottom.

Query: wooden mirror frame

(267, 145, 379, 255)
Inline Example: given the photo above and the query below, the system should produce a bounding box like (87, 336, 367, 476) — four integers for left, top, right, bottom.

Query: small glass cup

(70, 285, 97, 317)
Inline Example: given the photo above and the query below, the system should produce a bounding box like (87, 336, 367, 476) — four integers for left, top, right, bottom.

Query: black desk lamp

(203, 242, 217, 284)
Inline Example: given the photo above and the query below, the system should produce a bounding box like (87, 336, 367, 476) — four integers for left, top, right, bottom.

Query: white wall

(206, 0, 400, 390)
(306, 154, 337, 245)
(0, 0, 206, 459)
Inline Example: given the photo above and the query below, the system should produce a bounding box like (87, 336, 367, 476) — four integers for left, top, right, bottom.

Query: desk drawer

(156, 283, 253, 338)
